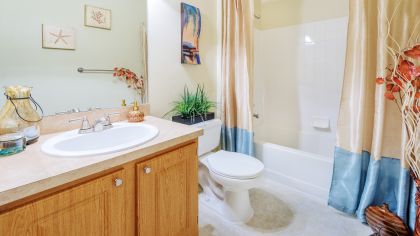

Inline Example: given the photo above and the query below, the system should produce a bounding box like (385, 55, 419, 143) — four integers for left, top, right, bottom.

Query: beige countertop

(0, 116, 203, 207)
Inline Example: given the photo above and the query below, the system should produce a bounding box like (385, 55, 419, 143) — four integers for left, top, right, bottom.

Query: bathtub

(254, 141, 333, 203)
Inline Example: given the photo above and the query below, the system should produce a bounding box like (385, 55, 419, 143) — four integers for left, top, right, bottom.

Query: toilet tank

(192, 119, 222, 156)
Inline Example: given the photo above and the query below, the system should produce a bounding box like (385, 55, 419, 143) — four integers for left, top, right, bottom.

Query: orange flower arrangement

(376, 44, 420, 113)
(375, 7, 420, 234)
(376, 43, 420, 178)
(113, 67, 145, 100)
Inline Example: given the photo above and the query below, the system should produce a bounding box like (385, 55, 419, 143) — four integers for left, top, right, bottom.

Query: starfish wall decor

(49, 29, 71, 45)
(42, 25, 75, 50)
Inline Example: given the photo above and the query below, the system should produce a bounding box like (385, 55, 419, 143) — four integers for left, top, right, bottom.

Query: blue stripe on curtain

(328, 147, 416, 231)
(221, 125, 254, 156)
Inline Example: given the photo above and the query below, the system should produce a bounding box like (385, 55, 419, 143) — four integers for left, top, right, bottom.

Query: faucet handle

(103, 112, 120, 125)
(69, 116, 92, 133)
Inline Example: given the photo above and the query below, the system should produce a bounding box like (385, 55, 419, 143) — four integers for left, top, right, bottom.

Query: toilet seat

(206, 150, 264, 180)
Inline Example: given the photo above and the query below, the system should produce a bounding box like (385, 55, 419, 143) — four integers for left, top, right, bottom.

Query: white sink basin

(42, 123, 159, 157)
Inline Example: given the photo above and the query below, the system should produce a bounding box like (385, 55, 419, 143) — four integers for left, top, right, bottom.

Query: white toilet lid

(207, 150, 264, 180)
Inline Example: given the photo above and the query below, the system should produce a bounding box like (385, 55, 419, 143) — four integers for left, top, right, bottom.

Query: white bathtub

(254, 141, 333, 203)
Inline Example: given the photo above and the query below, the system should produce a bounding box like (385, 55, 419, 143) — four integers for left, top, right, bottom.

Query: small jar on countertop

(0, 132, 26, 156)
(128, 101, 144, 122)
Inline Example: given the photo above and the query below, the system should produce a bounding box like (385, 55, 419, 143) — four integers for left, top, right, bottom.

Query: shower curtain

(220, 0, 254, 155)
(328, 0, 420, 230)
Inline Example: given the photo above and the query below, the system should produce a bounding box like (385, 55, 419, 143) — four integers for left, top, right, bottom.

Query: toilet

(193, 119, 264, 222)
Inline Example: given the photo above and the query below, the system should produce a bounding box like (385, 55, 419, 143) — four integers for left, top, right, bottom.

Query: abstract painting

(42, 25, 75, 50)
(85, 5, 111, 30)
(181, 3, 201, 65)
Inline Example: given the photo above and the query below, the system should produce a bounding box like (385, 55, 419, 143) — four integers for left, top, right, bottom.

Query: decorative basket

(365, 204, 409, 236)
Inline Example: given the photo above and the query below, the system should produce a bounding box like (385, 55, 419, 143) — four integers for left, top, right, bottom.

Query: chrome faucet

(69, 116, 93, 134)
(93, 114, 112, 132)
(69, 113, 120, 134)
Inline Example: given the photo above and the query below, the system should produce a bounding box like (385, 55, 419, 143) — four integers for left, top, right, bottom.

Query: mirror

(0, 0, 147, 116)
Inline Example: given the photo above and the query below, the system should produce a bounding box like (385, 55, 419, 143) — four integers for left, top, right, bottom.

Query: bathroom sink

(41, 123, 159, 157)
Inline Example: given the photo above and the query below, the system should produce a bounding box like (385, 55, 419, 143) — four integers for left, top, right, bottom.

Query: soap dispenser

(128, 101, 144, 122)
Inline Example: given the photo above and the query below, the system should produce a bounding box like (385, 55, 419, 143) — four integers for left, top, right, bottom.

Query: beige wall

(255, 0, 349, 29)
(0, 0, 146, 115)
(147, 0, 219, 117)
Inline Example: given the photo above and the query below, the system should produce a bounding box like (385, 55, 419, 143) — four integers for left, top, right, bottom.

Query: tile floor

(199, 179, 372, 236)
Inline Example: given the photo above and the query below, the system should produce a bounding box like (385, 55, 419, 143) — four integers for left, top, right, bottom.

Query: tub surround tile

(254, 18, 348, 157)
(0, 115, 202, 208)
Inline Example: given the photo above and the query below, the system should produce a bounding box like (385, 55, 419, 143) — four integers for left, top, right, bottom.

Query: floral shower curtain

(328, 0, 420, 231)
(220, 0, 254, 155)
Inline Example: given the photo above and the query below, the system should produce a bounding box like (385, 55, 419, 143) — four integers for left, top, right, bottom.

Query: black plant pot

(172, 112, 215, 125)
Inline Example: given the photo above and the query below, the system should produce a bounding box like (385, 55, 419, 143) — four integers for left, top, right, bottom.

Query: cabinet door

(137, 142, 198, 236)
(0, 169, 126, 236)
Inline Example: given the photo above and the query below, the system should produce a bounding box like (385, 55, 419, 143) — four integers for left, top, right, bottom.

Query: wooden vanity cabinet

(137, 142, 198, 236)
(0, 141, 199, 236)
(0, 169, 126, 236)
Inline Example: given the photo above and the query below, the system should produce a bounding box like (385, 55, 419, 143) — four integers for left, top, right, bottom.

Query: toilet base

(199, 189, 254, 223)
(223, 190, 254, 222)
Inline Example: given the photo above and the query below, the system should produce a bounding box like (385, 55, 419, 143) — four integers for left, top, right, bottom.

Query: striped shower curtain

(328, 0, 420, 231)
(220, 0, 254, 156)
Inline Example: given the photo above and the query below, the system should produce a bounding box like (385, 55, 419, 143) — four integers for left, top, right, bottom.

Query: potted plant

(166, 84, 216, 125)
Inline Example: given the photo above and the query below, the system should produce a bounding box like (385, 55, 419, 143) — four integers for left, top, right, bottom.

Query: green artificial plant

(165, 84, 216, 119)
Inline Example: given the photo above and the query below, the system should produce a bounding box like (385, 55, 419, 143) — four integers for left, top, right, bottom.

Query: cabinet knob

(114, 178, 123, 187)
(144, 167, 152, 174)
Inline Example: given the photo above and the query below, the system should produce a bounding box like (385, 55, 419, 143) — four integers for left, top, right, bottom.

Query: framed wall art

(181, 3, 201, 65)
(84, 5, 111, 30)
(42, 24, 76, 50)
